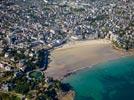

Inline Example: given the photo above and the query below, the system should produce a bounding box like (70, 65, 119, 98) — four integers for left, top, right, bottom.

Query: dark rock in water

(61, 83, 73, 92)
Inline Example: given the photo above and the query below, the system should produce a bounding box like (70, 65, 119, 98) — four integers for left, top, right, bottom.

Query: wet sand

(45, 39, 134, 80)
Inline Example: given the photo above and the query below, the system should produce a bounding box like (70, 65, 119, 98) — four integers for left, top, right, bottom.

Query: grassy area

(0, 91, 22, 100)
(29, 71, 44, 80)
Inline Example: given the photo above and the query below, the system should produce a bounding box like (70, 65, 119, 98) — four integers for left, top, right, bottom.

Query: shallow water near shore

(63, 56, 134, 100)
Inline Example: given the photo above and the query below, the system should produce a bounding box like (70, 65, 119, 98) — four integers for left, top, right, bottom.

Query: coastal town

(0, 0, 134, 99)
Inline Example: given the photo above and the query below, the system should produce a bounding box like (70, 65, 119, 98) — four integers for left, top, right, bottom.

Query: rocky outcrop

(58, 90, 75, 100)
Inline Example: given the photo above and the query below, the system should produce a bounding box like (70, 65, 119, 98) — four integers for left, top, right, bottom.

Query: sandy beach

(45, 39, 134, 80)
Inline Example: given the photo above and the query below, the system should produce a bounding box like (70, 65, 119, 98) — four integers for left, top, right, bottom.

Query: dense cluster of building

(1, 0, 134, 50)
(0, 0, 134, 99)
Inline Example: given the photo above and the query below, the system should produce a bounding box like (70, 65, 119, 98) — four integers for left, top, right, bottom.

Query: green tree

(15, 82, 29, 94)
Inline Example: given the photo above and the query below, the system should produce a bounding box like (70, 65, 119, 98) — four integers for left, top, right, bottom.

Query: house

(1, 84, 8, 91)
(4, 53, 9, 58)
(43, 0, 48, 3)
(29, 53, 34, 57)
(0, 63, 4, 69)
(5, 66, 11, 71)
(0, 48, 3, 54)
(70, 36, 79, 40)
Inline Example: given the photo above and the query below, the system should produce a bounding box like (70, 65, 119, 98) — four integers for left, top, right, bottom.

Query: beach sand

(45, 39, 134, 80)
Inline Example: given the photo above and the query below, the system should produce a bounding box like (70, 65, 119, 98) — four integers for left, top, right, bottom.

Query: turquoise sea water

(63, 56, 134, 100)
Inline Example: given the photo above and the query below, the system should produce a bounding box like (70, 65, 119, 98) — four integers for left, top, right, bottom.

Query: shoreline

(45, 39, 134, 80)
(61, 55, 134, 80)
